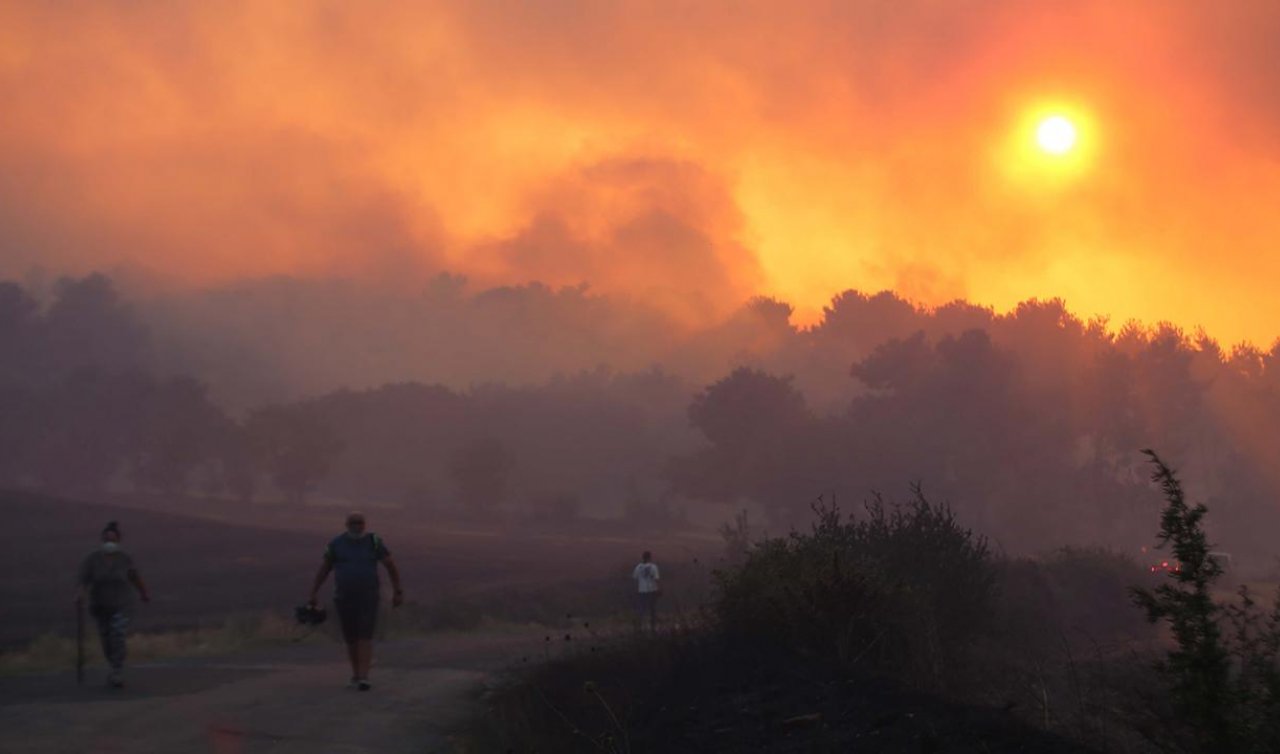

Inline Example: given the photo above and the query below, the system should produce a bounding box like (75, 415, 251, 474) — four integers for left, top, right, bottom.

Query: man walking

(77, 521, 150, 688)
(631, 550, 660, 633)
(307, 512, 403, 691)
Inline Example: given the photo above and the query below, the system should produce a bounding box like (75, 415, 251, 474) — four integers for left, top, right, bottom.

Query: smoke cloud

(2, 1, 1279, 342)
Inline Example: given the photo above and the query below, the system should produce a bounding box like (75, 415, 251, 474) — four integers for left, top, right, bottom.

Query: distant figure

(631, 551, 661, 632)
(307, 512, 403, 691)
(77, 521, 150, 688)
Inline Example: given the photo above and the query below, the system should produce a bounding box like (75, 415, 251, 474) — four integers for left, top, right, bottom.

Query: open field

(1, 489, 720, 649)
(0, 489, 715, 752)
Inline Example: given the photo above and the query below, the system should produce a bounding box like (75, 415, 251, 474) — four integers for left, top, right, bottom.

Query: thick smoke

(3, 1, 1280, 342)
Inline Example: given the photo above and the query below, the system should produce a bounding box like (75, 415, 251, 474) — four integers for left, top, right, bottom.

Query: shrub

(713, 485, 994, 688)
(1040, 546, 1153, 642)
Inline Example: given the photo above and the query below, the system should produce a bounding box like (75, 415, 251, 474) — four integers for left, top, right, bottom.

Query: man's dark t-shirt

(78, 551, 136, 612)
(325, 534, 390, 600)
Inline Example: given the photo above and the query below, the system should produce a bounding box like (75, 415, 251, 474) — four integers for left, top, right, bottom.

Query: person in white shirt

(631, 551, 660, 632)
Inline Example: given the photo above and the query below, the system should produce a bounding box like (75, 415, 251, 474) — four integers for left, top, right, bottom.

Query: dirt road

(0, 631, 543, 754)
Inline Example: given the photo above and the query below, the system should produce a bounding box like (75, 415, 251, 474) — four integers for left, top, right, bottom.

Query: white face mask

(101, 541, 120, 554)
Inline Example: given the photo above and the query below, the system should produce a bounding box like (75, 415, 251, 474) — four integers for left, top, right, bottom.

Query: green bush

(713, 485, 994, 687)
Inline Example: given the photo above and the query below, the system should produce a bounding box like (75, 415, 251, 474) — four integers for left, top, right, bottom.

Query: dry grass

(0, 610, 318, 676)
(0, 587, 677, 677)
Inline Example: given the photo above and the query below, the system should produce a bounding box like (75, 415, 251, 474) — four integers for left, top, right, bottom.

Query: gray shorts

(335, 593, 379, 642)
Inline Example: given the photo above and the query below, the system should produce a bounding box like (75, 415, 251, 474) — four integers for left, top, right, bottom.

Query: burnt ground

(472, 634, 1104, 753)
(0, 489, 719, 647)
(636, 655, 1099, 753)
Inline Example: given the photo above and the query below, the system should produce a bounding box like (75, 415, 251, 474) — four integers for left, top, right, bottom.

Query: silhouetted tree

(305, 383, 466, 503)
(245, 404, 343, 504)
(219, 422, 261, 504)
(813, 290, 921, 347)
(0, 282, 39, 385)
(29, 369, 149, 497)
(1131, 450, 1233, 750)
(40, 274, 151, 376)
(0, 384, 35, 485)
(673, 367, 820, 523)
(127, 376, 229, 495)
(688, 367, 808, 454)
(449, 437, 513, 515)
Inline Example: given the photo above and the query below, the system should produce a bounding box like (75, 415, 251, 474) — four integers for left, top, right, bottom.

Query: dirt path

(0, 630, 545, 754)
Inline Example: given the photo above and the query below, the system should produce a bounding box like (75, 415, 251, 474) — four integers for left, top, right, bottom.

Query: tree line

(3, 273, 1278, 561)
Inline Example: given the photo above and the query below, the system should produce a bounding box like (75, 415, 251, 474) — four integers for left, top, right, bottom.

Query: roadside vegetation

(469, 453, 1280, 752)
(0, 574, 692, 676)
(0, 611, 305, 676)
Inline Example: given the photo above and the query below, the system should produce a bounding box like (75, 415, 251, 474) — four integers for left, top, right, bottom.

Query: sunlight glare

(1036, 115, 1078, 155)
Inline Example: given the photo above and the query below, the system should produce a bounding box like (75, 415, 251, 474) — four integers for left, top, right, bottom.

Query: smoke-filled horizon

(4, 270, 1279, 568)
(5, 268, 1279, 412)
(10, 268, 1278, 412)
(4, 1, 1280, 345)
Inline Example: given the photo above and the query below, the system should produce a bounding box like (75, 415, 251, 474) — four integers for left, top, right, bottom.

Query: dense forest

(3, 272, 1278, 565)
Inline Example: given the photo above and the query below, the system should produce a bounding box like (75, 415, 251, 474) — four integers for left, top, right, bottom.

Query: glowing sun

(1036, 115, 1078, 155)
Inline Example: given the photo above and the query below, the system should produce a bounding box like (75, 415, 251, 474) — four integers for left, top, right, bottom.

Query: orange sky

(2, 1, 1278, 344)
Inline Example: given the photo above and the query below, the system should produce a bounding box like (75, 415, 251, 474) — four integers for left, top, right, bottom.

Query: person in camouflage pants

(77, 521, 150, 688)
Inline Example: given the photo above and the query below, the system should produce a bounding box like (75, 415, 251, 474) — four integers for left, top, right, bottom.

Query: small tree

(1130, 449, 1280, 751)
(1130, 449, 1229, 748)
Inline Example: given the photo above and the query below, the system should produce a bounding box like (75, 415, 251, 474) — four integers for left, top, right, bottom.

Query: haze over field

(1, 1, 1279, 564)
